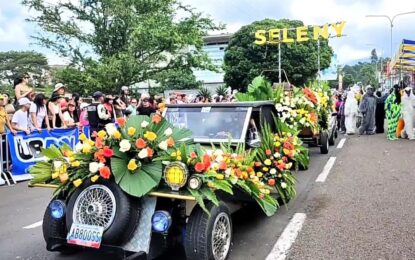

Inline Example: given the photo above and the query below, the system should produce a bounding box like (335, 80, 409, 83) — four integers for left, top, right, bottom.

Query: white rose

(119, 139, 131, 152)
(274, 152, 281, 158)
(270, 168, 277, 174)
(53, 160, 63, 169)
(215, 155, 224, 163)
(278, 174, 282, 178)
(141, 120, 149, 128)
(89, 162, 100, 173)
(138, 148, 148, 159)
(75, 142, 83, 152)
(105, 123, 117, 136)
(281, 182, 287, 189)
(214, 149, 224, 157)
(164, 127, 173, 137)
(225, 168, 232, 177)
(158, 140, 168, 151)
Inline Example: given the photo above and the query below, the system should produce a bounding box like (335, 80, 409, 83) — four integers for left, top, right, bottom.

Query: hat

(121, 86, 129, 91)
(105, 95, 115, 100)
(18, 97, 31, 106)
(54, 83, 66, 92)
(405, 86, 411, 91)
(80, 102, 89, 110)
(93, 91, 104, 99)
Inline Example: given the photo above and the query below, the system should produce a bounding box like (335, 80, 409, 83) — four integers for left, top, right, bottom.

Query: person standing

(14, 74, 33, 101)
(126, 98, 138, 117)
(120, 86, 130, 107)
(3, 94, 15, 121)
(385, 85, 402, 140)
(0, 94, 16, 135)
(400, 87, 415, 139)
(114, 96, 126, 118)
(11, 98, 32, 135)
(344, 90, 358, 135)
(30, 93, 51, 132)
(375, 90, 386, 134)
(358, 86, 377, 135)
(87, 91, 111, 135)
(48, 93, 67, 128)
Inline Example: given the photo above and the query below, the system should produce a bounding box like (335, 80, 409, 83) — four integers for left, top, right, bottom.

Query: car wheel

(43, 200, 79, 255)
(66, 179, 140, 245)
(320, 131, 329, 154)
(185, 203, 232, 260)
(328, 130, 335, 146)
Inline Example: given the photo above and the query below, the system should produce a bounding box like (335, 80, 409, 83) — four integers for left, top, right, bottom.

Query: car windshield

(165, 106, 252, 143)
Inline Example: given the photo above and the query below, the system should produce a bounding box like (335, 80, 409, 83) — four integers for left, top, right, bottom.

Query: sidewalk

(288, 134, 415, 260)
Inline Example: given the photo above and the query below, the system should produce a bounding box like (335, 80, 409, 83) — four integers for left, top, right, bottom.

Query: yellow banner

(255, 22, 346, 45)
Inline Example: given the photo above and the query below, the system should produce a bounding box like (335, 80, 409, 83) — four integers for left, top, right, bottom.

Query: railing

(0, 133, 16, 186)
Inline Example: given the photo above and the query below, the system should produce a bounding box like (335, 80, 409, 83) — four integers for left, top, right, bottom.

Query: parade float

(29, 104, 305, 260)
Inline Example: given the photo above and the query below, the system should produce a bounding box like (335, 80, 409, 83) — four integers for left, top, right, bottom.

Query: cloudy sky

(0, 0, 414, 65)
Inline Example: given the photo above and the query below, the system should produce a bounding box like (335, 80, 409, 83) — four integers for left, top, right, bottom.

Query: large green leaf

(111, 155, 163, 197)
(41, 145, 62, 160)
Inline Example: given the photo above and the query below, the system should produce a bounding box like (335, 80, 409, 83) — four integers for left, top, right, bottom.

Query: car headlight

(164, 161, 188, 191)
(49, 200, 66, 219)
(188, 175, 202, 190)
(152, 210, 172, 233)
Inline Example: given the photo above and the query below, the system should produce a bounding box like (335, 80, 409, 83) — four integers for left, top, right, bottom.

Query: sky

(0, 0, 414, 65)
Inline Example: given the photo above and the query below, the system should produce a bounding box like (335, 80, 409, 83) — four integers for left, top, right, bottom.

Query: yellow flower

(52, 172, 59, 179)
(113, 130, 122, 139)
(97, 130, 107, 139)
(262, 167, 269, 172)
(257, 172, 263, 178)
(275, 142, 281, 147)
(127, 159, 138, 171)
(79, 133, 87, 142)
(91, 175, 99, 182)
(177, 156, 182, 161)
(207, 181, 215, 188)
(127, 127, 136, 136)
(68, 156, 76, 162)
(71, 161, 81, 167)
(216, 174, 224, 180)
(73, 179, 83, 187)
(87, 139, 95, 146)
(264, 159, 272, 166)
(82, 143, 92, 154)
(144, 131, 157, 141)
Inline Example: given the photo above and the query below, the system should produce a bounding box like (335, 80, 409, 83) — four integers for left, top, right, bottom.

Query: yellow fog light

(164, 162, 188, 191)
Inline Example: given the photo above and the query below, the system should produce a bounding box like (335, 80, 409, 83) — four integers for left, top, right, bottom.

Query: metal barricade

(0, 133, 16, 186)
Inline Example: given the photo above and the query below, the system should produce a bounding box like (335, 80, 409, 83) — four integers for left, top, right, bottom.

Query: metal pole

(390, 23, 393, 88)
(317, 38, 321, 86)
(278, 31, 281, 85)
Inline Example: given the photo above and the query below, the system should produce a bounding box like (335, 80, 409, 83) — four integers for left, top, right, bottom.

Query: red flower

(266, 149, 272, 156)
(99, 166, 111, 179)
(303, 87, 318, 104)
(219, 161, 227, 170)
(152, 114, 162, 124)
(190, 151, 197, 159)
(195, 162, 205, 173)
(282, 156, 288, 162)
(103, 146, 113, 158)
(135, 138, 147, 149)
(277, 163, 286, 171)
(116, 117, 126, 127)
(268, 179, 276, 186)
(203, 154, 211, 169)
(95, 137, 104, 149)
(147, 148, 154, 158)
(283, 141, 294, 150)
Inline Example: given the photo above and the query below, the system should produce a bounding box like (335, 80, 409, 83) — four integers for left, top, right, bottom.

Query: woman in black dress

(375, 90, 386, 133)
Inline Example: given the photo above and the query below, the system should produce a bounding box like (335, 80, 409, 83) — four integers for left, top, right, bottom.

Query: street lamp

(366, 11, 415, 87)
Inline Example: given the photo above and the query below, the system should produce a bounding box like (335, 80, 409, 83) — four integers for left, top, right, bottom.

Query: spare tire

(66, 179, 140, 245)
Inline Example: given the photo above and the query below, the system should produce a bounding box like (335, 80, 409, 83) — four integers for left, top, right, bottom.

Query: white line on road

(337, 138, 347, 149)
(315, 157, 336, 183)
(265, 213, 307, 260)
(23, 221, 42, 229)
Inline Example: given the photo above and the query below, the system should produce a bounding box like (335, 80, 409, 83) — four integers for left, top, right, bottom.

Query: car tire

(66, 179, 140, 245)
(328, 130, 335, 146)
(320, 131, 329, 154)
(185, 202, 232, 260)
(42, 201, 79, 255)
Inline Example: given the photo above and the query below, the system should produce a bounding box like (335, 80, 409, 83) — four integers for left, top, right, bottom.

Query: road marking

(265, 213, 307, 260)
(337, 138, 347, 149)
(315, 157, 336, 183)
(23, 221, 42, 229)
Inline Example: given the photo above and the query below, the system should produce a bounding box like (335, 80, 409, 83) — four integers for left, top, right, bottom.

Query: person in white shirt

(63, 100, 80, 128)
(12, 97, 31, 135)
(30, 93, 51, 132)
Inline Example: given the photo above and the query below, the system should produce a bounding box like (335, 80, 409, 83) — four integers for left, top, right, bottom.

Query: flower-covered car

(29, 102, 306, 260)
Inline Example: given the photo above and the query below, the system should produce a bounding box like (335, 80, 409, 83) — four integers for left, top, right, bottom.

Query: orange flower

(147, 148, 154, 158)
(166, 137, 175, 147)
(95, 137, 104, 149)
(255, 162, 262, 167)
(303, 87, 318, 104)
(309, 112, 318, 123)
(195, 162, 205, 173)
(99, 166, 111, 179)
(268, 179, 276, 186)
(283, 141, 294, 150)
(152, 114, 162, 124)
(190, 151, 197, 159)
(203, 154, 211, 169)
(265, 149, 272, 156)
(116, 117, 126, 127)
(219, 161, 227, 170)
(94, 149, 106, 163)
(135, 138, 147, 149)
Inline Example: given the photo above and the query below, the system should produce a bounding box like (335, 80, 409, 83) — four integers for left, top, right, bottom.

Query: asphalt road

(3, 134, 409, 260)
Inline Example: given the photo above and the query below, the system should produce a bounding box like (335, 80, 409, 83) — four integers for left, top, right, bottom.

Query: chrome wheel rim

(72, 184, 116, 230)
(212, 212, 231, 260)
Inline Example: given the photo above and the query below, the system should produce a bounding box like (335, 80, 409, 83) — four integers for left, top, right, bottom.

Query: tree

(153, 68, 201, 91)
(223, 19, 333, 91)
(370, 48, 378, 64)
(22, 0, 222, 94)
(0, 51, 49, 86)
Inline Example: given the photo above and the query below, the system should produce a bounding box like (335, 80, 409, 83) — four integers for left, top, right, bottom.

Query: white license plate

(67, 223, 104, 249)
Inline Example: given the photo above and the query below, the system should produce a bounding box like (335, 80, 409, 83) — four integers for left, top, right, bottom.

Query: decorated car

(29, 102, 306, 260)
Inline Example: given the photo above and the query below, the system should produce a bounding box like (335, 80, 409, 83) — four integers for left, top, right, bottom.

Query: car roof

(166, 101, 275, 108)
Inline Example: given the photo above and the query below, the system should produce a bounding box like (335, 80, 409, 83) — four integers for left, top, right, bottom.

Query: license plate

(67, 223, 104, 249)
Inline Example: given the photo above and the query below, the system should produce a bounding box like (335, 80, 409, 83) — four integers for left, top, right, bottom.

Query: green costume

(385, 93, 401, 140)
